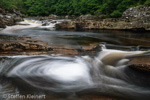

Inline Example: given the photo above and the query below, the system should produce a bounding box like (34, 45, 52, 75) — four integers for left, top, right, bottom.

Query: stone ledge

(0, 36, 52, 53)
(128, 56, 150, 72)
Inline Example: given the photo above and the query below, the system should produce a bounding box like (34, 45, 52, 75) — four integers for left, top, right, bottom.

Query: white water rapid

(0, 18, 67, 34)
(0, 46, 150, 100)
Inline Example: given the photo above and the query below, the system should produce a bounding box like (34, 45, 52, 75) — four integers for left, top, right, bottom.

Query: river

(0, 18, 150, 100)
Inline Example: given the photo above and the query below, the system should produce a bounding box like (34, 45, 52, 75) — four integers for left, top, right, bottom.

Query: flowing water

(0, 19, 150, 100)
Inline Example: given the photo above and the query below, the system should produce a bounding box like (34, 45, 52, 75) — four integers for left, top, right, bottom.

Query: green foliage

(145, 0, 150, 5)
(110, 10, 122, 17)
(96, 0, 148, 17)
(0, 0, 27, 13)
(0, 0, 150, 17)
(23, 0, 100, 16)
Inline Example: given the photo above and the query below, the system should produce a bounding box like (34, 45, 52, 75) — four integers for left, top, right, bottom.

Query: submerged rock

(128, 56, 150, 72)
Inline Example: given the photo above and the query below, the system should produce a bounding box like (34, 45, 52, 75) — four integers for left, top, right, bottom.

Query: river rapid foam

(0, 18, 68, 34)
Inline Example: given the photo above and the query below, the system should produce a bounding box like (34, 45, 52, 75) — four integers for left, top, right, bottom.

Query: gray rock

(5, 15, 11, 19)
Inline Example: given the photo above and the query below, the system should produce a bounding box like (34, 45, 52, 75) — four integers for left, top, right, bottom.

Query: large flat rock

(128, 56, 150, 72)
(0, 35, 100, 56)
(0, 35, 53, 56)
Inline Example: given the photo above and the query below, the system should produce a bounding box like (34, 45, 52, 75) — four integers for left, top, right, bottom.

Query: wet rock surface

(0, 35, 100, 56)
(56, 5, 150, 31)
(0, 35, 52, 55)
(128, 56, 150, 72)
(51, 43, 100, 56)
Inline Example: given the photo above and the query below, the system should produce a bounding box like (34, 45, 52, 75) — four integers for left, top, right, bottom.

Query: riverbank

(56, 5, 150, 31)
(0, 9, 23, 28)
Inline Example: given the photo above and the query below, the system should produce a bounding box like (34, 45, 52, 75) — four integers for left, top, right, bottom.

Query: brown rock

(51, 21, 57, 23)
(38, 14, 59, 20)
(128, 56, 150, 72)
(14, 16, 24, 22)
(0, 35, 100, 56)
(50, 43, 100, 56)
(50, 46, 79, 56)
(76, 14, 100, 20)
(0, 17, 5, 28)
(3, 17, 15, 26)
(0, 36, 52, 52)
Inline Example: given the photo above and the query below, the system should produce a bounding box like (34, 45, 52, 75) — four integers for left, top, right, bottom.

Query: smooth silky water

(0, 19, 150, 100)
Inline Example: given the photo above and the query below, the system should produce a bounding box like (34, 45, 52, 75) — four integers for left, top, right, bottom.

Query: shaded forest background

(0, 0, 150, 17)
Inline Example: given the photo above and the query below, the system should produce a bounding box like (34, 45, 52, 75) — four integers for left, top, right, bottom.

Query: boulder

(48, 14, 59, 19)
(51, 21, 57, 23)
(42, 22, 49, 26)
(0, 17, 6, 28)
(0, 8, 6, 14)
(14, 16, 24, 22)
(122, 5, 150, 20)
(0, 9, 23, 28)
(65, 15, 77, 19)
(13, 9, 22, 16)
(38, 14, 59, 20)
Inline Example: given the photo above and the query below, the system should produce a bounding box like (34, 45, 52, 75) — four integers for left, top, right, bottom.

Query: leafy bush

(145, 0, 150, 5)
(110, 10, 122, 17)
(0, 0, 149, 17)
